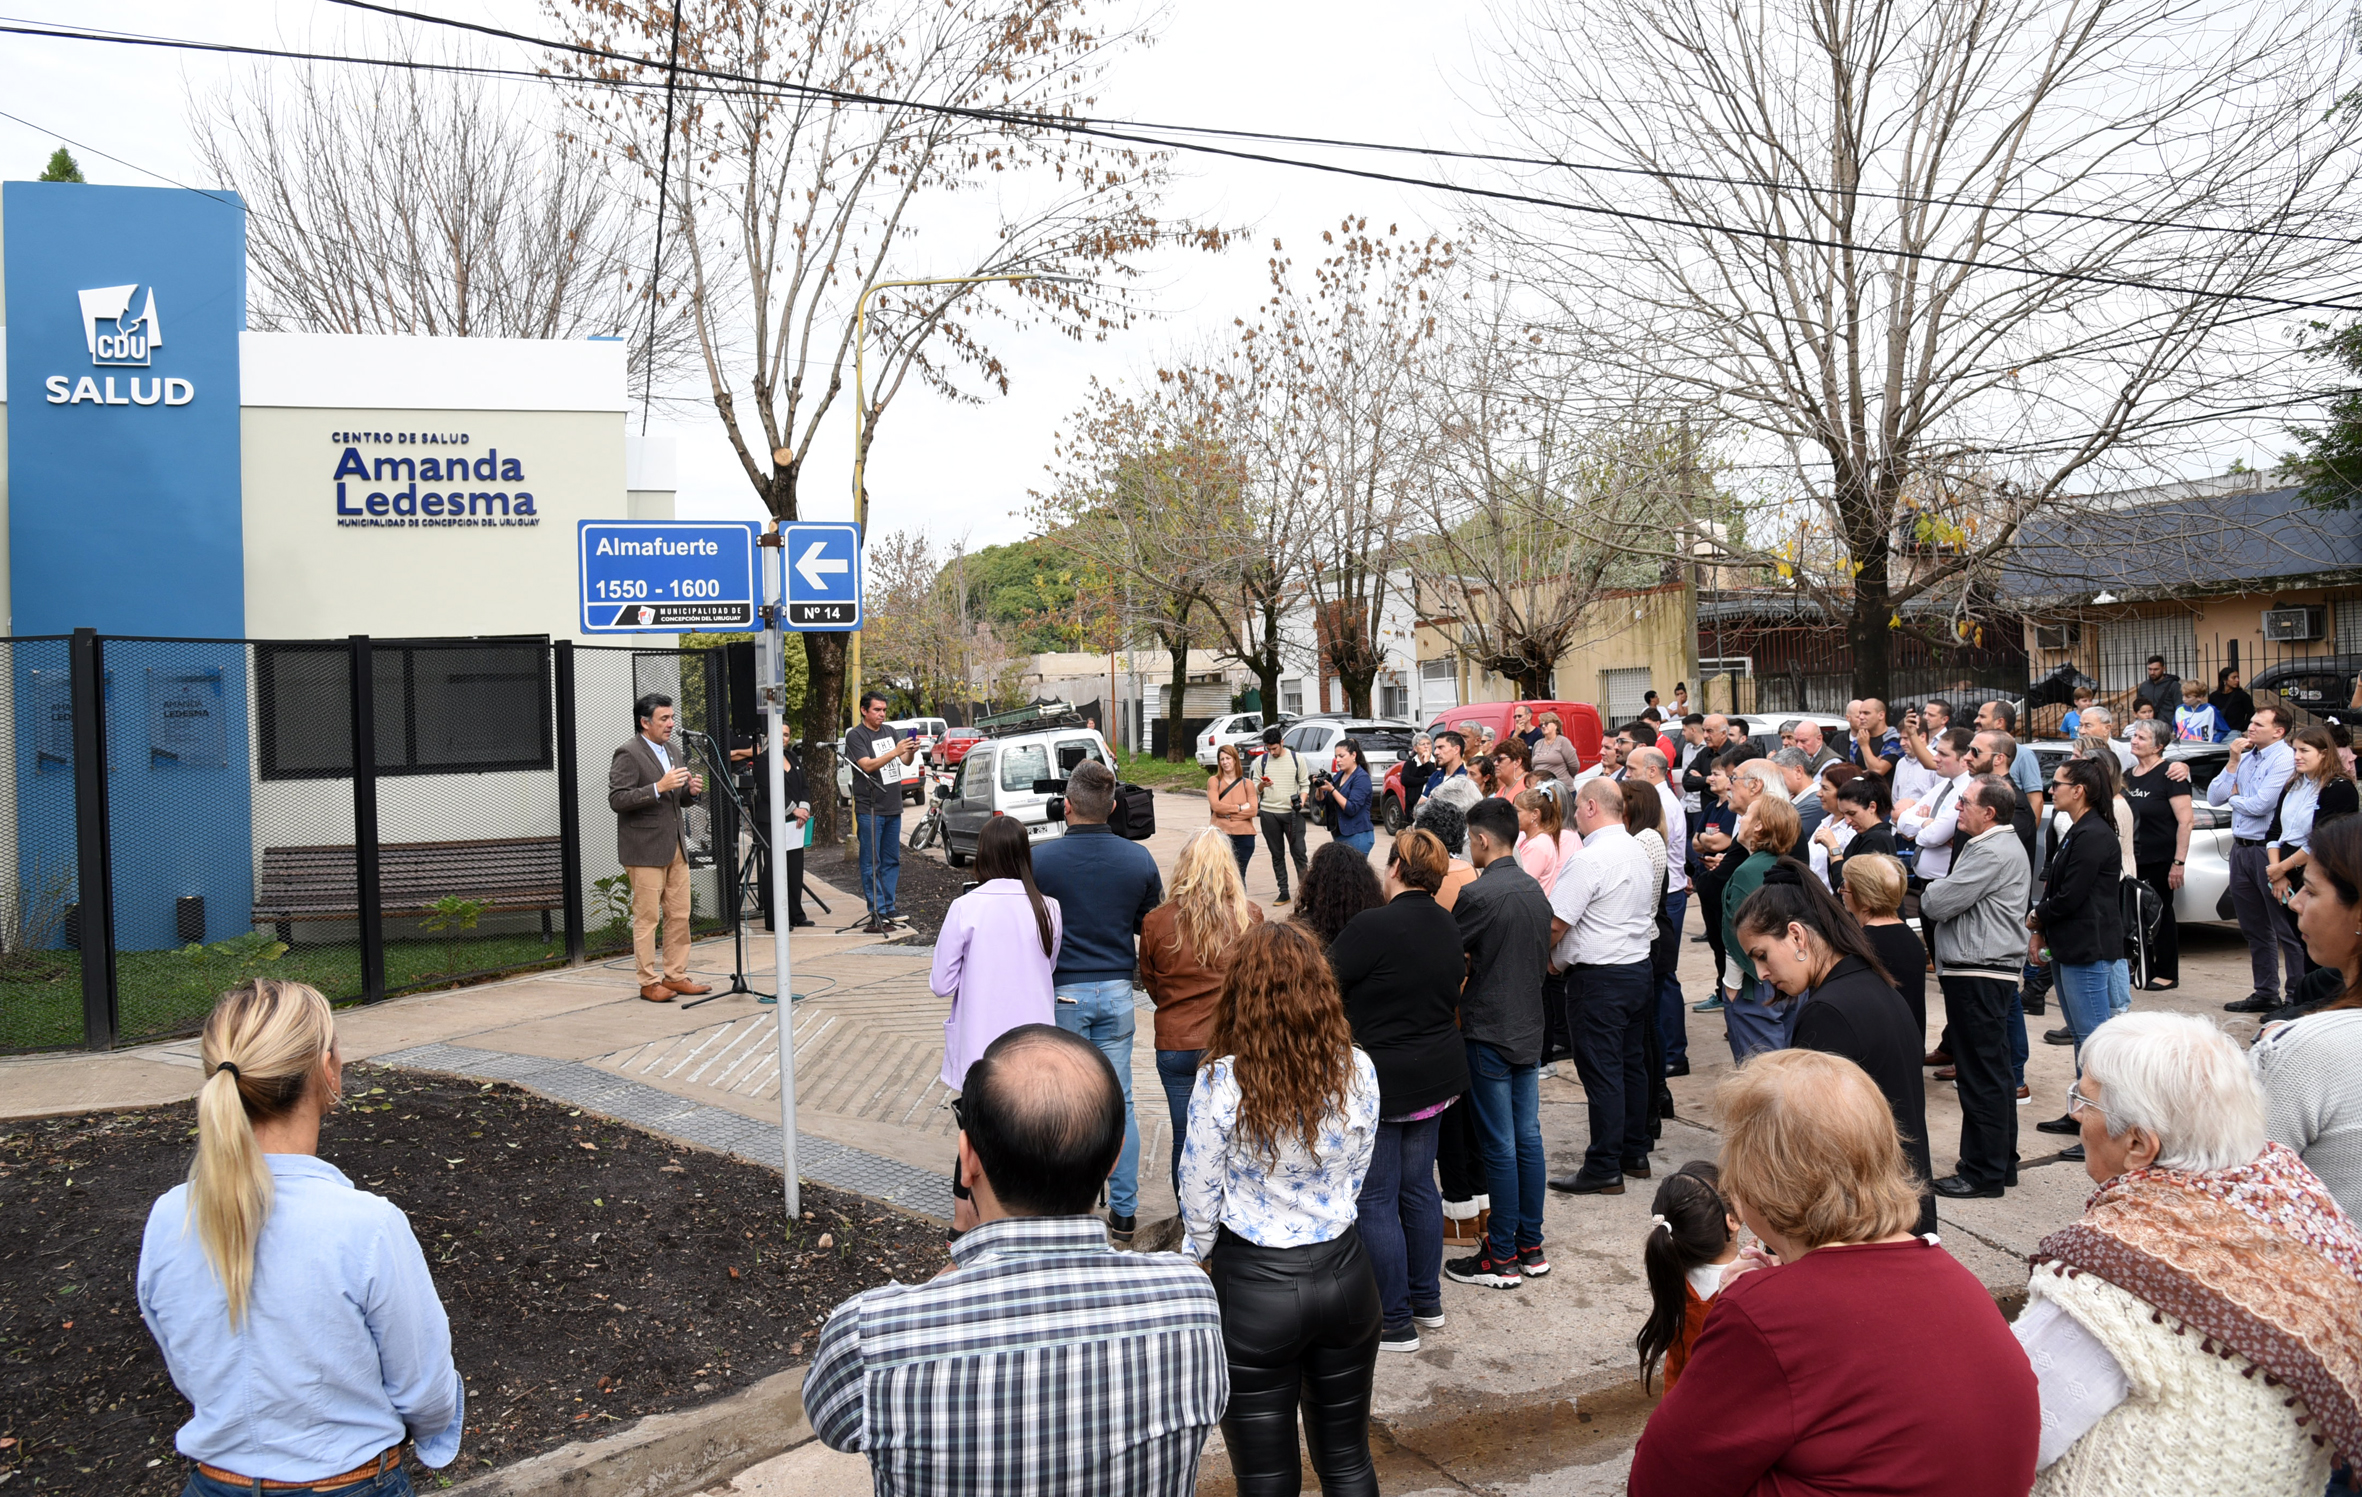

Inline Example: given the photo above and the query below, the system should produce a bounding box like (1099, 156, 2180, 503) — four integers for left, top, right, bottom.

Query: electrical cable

(6, 11, 2362, 315)
(640, 2, 684, 437)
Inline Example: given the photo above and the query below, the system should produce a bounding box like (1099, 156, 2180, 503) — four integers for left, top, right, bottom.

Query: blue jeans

(1335, 830, 1375, 855)
(188, 1466, 411, 1497)
(1156, 1047, 1202, 1197)
(1227, 834, 1257, 882)
(2107, 958, 2132, 1018)
(1723, 977, 1795, 1060)
(1569, 961, 1655, 1182)
(2055, 961, 2116, 1071)
(856, 810, 902, 916)
(1356, 1112, 1444, 1332)
(1657, 888, 1690, 1064)
(1463, 1039, 1543, 1263)
(1056, 979, 1139, 1216)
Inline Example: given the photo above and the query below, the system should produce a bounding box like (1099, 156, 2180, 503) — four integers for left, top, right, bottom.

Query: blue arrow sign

(783, 522, 863, 631)
(578, 520, 760, 633)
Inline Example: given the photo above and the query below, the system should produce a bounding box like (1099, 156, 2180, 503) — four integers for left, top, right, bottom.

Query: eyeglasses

(951, 1094, 969, 1130)
(2064, 1083, 2110, 1121)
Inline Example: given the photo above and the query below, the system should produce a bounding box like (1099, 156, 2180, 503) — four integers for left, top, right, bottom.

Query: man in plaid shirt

(805, 1025, 1228, 1495)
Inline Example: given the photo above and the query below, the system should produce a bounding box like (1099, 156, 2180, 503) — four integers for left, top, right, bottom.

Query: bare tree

(557, 0, 1227, 838)
(1480, 0, 2362, 698)
(1275, 222, 1452, 715)
(189, 49, 686, 394)
(1411, 295, 1679, 700)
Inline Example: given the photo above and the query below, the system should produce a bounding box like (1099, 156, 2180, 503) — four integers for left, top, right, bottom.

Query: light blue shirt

(2207, 737, 2296, 842)
(2009, 746, 2045, 803)
(1178, 1049, 1378, 1261)
(642, 734, 672, 773)
(138, 1155, 465, 1478)
(2280, 775, 2323, 852)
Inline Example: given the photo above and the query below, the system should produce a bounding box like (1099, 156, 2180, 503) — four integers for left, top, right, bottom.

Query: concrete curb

(442, 1365, 814, 1497)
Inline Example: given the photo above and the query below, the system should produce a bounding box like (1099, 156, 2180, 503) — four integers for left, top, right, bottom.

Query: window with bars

(2096, 614, 2197, 692)
(1601, 666, 1653, 725)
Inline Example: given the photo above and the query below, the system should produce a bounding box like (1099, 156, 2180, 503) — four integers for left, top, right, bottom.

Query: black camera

(1309, 769, 1333, 791)
(1034, 777, 1068, 824)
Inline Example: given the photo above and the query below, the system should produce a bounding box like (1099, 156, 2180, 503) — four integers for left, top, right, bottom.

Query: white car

(1195, 710, 1293, 770)
(937, 722, 1113, 866)
(886, 716, 948, 802)
(1279, 716, 1419, 778)
(2033, 742, 2233, 926)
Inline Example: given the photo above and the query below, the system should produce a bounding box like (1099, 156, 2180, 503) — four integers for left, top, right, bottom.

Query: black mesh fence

(0, 637, 82, 1054)
(0, 632, 732, 1053)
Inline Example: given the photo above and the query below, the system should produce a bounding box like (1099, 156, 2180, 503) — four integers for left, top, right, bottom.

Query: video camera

(1031, 777, 1158, 841)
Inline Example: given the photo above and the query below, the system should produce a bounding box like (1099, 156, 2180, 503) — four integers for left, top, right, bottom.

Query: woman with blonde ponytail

(138, 981, 464, 1497)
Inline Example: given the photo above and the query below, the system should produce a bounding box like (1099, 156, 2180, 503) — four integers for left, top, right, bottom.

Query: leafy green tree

(37, 148, 84, 183)
(2286, 323, 2362, 509)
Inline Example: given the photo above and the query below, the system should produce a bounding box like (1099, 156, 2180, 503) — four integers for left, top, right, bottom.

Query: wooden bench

(252, 836, 565, 941)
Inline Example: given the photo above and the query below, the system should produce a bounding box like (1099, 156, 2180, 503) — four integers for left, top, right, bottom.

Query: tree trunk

(803, 632, 848, 845)
(1163, 625, 1194, 762)
(1847, 552, 1895, 706)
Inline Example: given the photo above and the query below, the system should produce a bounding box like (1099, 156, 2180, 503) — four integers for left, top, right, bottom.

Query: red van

(1380, 700, 1605, 831)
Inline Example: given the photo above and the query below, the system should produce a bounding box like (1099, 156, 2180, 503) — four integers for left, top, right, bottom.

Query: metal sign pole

(760, 531, 799, 1221)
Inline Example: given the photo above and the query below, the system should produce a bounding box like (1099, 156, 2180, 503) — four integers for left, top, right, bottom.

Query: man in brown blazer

(610, 693, 711, 1002)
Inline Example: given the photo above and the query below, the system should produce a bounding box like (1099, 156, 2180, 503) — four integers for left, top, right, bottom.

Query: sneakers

(1272, 893, 1292, 906)
(1444, 1249, 1524, 1289)
(1379, 1325, 1422, 1354)
(2015, 1085, 2032, 1105)
(1517, 1245, 1551, 1277)
(1692, 995, 1725, 1013)
(1411, 1306, 1448, 1329)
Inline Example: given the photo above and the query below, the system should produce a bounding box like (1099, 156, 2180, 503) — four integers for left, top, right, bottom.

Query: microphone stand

(680, 729, 774, 1007)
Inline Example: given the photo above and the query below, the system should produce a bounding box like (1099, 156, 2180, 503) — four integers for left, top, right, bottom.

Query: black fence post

(554, 640, 587, 966)
(71, 628, 118, 1051)
(349, 635, 386, 1004)
(708, 646, 739, 939)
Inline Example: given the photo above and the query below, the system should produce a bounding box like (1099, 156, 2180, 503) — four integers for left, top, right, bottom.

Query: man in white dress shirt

(1543, 780, 1660, 1195)
(1625, 748, 1693, 1077)
(1897, 727, 1976, 881)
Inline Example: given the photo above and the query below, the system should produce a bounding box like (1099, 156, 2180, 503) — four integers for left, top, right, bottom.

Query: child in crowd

(2175, 679, 2228, 743)
(1635, 1162, 1746, 1392)
(2060, 685, 2094, 738)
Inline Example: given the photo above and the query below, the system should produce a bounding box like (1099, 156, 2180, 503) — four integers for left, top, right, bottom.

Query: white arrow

(794, 541, 850, 592)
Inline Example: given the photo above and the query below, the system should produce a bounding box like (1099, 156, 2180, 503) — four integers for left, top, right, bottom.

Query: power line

(639, 2, 684, 437)
(9, 10, 2362, 317)
(0, 105, 243, 210)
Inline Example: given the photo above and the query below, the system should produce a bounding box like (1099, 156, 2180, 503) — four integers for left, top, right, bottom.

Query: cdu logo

(80, 284, 163, 367)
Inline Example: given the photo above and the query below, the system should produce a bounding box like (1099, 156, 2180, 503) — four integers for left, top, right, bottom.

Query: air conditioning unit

(2263, 606, 2325, 643)
(2034, 621, 2081, 651)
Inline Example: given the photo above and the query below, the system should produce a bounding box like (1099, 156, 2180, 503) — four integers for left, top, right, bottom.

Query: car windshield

(1349, 728, 1413, 756)
(999, 742, 1049, 792)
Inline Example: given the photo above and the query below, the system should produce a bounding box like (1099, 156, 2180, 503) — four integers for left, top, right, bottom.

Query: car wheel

(1380, 792, 1405, 834)
(947, 840, 969, 868)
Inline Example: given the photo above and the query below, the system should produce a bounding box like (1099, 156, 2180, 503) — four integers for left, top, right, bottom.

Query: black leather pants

(1207, 1225, 1382, 1497)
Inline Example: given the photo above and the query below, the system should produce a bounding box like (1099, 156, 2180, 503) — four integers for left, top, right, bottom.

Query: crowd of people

(131, 680, 2362, 1497)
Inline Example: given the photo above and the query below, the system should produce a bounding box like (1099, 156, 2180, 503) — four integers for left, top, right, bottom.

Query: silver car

(937, 723, 1112, 867)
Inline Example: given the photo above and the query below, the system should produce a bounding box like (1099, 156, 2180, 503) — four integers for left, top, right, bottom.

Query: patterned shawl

(2034, 1142, 2362, 1464)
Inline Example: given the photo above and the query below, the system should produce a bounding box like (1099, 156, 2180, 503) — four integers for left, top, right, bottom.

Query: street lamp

(844, 272, 1089, 713)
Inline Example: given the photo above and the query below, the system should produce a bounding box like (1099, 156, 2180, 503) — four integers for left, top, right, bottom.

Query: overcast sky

(0, 0, 1469, 552)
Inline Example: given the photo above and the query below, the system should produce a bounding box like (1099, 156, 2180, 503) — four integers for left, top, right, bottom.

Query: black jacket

(1332, 892, 1471, 1116)
(1452, 858, 1555, 1065)
(1791, 955, 1936, 1236)
(2035, 813, 2123, 964)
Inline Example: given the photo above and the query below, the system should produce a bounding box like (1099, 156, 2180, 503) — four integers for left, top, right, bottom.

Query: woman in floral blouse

(1180, 920, 1381, 1497)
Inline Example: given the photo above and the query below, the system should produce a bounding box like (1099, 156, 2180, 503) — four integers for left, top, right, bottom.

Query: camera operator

(1257, 726, 1314, 904)
(1315, 738, 1376, 855)
(730, 724, 815, 930)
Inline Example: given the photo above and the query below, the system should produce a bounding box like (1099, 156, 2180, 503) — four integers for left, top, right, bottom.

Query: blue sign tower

(2, 183, 253, 952)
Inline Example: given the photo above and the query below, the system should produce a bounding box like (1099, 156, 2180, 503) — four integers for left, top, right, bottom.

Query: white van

(937, 721, 1113, 866)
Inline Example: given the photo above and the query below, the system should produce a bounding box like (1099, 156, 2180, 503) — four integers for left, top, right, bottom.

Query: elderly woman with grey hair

(2018, 1012, 2362, 1496)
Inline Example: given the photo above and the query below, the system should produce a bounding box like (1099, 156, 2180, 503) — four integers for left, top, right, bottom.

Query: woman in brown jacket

(1530, 712, 1584, 791)
(1140, 827, 1263, 1192)
(1206, 742, 1261, 882)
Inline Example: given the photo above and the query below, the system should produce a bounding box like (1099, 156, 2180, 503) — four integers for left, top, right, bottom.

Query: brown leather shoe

(1934, 1066, 1957, 1081)
(662, 979, 712, 995)
(1923, 1049, 1952, 1068)
(639, 984, 676, 1002)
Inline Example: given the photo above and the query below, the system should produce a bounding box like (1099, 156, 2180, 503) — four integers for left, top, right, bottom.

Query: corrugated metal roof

(1998, 485, 2362, 604)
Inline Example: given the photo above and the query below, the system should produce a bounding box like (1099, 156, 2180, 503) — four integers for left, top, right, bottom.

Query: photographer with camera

(1316, 738, 1376, 855)
(1257, 726, 1314, 904)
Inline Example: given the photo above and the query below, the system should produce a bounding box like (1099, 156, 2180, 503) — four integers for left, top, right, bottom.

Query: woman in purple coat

(932, 814, 1063, 1094)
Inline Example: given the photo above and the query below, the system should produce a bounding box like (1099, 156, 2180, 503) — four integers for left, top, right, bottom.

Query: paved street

(0, 785, 2274, 1495)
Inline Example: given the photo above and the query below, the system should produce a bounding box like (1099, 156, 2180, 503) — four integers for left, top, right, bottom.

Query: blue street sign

(783, 522, 863, 630)
(578, 520, 760, 633)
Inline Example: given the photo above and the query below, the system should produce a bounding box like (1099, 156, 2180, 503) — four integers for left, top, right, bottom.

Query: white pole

(763, 541, 798, 1221)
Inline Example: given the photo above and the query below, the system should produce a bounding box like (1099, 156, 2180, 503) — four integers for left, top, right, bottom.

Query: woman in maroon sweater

(1630, 1049, 2038, 1497)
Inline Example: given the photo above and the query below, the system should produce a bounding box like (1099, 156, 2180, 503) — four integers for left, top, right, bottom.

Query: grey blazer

(610, 736, 700, 868)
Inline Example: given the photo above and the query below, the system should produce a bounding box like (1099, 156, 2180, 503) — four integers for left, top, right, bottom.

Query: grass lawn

(0, 918, 726, 1053)
(1112, 745, 1212, 793)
